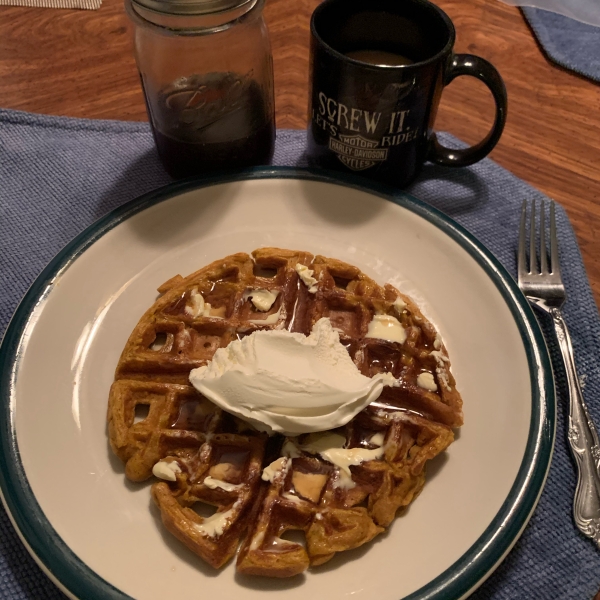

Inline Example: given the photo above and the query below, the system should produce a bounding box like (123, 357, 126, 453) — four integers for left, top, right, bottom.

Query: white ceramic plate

(0, 168, 554, 600)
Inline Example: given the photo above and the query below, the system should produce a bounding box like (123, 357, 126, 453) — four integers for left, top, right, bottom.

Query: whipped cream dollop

(189, 318, 396, 436)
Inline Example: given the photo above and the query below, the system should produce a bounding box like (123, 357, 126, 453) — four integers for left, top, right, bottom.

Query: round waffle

(107, 248, 463, 575)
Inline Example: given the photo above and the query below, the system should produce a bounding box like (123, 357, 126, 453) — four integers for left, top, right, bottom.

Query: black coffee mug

(307, 0, 507, 187)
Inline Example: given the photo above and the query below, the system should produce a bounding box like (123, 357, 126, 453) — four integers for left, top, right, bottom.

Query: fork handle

(551, 307, 600, 548)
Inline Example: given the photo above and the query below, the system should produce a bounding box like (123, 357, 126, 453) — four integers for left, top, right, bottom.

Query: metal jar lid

(130, 0, 255, 16)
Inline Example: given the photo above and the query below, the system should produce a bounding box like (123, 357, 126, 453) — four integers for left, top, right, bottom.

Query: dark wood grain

(0, 0, 599, 307)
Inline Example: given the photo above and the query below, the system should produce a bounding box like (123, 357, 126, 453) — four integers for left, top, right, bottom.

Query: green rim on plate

(0, 167, 555, 600)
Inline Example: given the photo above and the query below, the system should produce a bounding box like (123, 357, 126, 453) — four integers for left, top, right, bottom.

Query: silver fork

(518, 199, 600, 548)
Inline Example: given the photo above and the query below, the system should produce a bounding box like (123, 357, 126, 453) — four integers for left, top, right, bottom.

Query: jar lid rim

(130, 0, 253, 16)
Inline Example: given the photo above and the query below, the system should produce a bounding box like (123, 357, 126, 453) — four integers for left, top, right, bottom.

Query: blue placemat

(522, 7, 600, 82)
(0, 108, 599, 599)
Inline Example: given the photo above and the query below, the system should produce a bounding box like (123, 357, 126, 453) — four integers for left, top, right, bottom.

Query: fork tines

(518, 199, 561, 281)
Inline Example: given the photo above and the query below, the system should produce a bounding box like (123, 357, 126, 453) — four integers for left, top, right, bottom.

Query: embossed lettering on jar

(126, 0, 275, 179)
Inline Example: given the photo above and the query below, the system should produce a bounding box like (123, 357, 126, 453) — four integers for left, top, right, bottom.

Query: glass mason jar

(125, 0, 275, 179)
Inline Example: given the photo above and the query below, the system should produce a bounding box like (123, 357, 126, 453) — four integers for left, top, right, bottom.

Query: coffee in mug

(307, 0, 507, 187)
(345, 50, 414, 66)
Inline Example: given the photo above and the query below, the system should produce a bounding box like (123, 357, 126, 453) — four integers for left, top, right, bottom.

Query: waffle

(107, 248, 463, 575)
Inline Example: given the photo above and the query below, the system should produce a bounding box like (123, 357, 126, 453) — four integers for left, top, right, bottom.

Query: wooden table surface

(0, 0, 599, 309)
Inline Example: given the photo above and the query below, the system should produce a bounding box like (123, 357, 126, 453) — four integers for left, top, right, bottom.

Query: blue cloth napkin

(522, 7, 600, 82)
(0, 108, 599, 599)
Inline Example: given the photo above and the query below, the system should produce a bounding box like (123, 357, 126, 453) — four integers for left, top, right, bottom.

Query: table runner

(522, 7, 600, 83)
(0, 109, 599, 599)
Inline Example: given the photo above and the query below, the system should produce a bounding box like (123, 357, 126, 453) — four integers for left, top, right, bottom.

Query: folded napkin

(521, 7, 600, 82)
(0, 109, 599, 599)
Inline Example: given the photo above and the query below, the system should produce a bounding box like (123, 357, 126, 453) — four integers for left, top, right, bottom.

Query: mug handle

(428, 54, 507, 167)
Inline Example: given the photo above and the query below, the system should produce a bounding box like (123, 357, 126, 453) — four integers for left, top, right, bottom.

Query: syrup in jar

(145, 73, 275, 178)
(127, 0, 275, 179)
